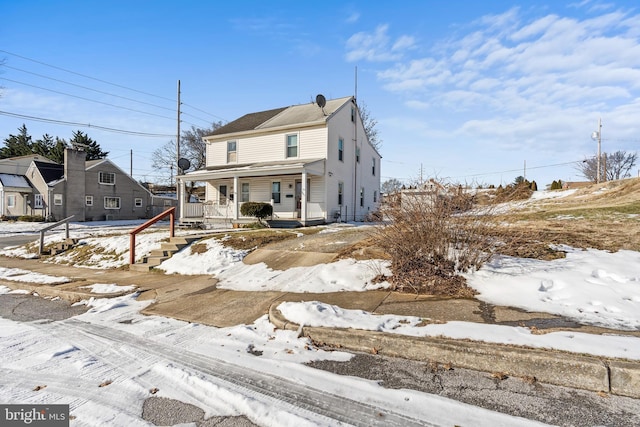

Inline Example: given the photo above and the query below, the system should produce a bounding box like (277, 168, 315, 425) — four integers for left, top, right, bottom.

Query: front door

(295, 180, 302, 218)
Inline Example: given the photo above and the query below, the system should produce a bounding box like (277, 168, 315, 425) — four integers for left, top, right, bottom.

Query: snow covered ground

(0, 195, 639, 425)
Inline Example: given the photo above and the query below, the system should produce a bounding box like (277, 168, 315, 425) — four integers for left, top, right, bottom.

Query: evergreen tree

(32, 134, 55, 157)
(0, 124, 33, 158)
(69, 130, 108, 160)
(47, 138, 69, 164)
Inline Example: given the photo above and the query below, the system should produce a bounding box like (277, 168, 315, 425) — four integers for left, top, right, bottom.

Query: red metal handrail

(129, 207, 175, 264)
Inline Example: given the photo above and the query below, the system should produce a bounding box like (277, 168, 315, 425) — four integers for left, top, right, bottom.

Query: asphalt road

(0, 234, 39, 249)
(3, 294, 640, 426)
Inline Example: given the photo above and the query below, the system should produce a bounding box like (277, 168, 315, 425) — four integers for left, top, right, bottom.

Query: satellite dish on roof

(178, 158, 191, 171)
(316, 94, 326, 108)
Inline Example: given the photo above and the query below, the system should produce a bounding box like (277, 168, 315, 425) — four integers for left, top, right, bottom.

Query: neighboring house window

(134, 198, 143, 207)
(227, 141, 237, 163)
(241, 183, 250, 202)
(360, 187, 364, 207)
(338, 182, 344, 205)
(373, 190, 378, 203)
(356, 147, 360, 163)
(351, 107, 356, 122)
(372, 157, 376, 176)
(104, 197, 120, 209)
(34, 194, 43, 209)
(54, 194, 63, 206)
(99, 171, 116, 185)
(338, 138, 344, 162)
(271, 182, 281, 204)
(286, 134, 298, 158)
(7, 195, 15, 208)
(85, 196, 93, 206)
(219, 185, 228, 205)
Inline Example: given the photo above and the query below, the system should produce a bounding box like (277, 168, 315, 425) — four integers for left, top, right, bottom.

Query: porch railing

(129, 207, 175, 264)
(38, 215, 74, 255)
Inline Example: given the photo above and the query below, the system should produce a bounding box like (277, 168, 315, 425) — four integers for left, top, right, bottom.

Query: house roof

(0, 173, 32, 189)
(33, 161, 64, 184)
(208, 96, 353, 138)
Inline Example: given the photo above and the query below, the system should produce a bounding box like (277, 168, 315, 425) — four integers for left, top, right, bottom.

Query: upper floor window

(338, 138, 344, 162)
(99, 171, 115, 185)
(286, 134, 298, 158)
(227, 141, 237, 163)
(351, 107, 356, 122)
(372, 157, 376, 176)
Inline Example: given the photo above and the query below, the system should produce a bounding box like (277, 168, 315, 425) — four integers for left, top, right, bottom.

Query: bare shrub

(375, 185, 507, 296)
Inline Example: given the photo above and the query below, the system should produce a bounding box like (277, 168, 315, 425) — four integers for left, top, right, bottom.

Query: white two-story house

(177, 95, 381, 227)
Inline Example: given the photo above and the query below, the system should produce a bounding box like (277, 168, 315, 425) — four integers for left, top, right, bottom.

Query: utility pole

(592, 118, 602, 183)
(130, 149, 133, 176)
(176, 80, 181, 209)
(523, 160, 526, 181)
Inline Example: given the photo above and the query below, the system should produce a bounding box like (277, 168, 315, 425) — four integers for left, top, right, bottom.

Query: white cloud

(345, 12, 360, 24)
(345, 24, 414, 62)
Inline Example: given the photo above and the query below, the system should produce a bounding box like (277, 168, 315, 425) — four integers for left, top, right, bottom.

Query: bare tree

(152, 121, 223, 185)
(577, 150, 638, 182)
(381, 178, 403, 194)
(358, 102, 382, 151)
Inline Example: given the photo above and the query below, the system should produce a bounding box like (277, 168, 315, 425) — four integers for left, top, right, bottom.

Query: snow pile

(80, 283, 137, 294)
(466, 247, 640, 330)
(157, 237, 248, 275)
(0, 267, 70, 284)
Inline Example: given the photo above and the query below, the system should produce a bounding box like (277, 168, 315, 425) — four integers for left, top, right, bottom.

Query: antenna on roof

(316, 94, 327, 116)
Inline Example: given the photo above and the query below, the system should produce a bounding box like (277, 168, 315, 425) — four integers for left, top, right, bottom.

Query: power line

(1, 77, 176, 121)
(0, 110, 173, 137)
(0, 49, 175, 103)
(3, 64, 175, 113)
(1, 49, 227, 123)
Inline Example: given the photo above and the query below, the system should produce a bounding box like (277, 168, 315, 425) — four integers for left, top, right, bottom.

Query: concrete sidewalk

(1, 255, 639, 399)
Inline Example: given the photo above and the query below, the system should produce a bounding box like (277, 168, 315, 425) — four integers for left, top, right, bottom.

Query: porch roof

(178, 158, 325, 181)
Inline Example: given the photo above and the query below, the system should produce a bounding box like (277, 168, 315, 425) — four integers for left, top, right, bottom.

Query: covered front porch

(177, 159, 327, 227)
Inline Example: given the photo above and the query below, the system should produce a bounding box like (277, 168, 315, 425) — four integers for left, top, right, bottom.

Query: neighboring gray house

(17, 148, 175, 221)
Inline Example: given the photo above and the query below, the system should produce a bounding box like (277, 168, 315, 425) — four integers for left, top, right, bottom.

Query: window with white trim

(372, 157, 376, 176)
(7, 195, 16, 208)
(356, 147, 360, 163)
(104, 196, 121, 209)
(54, 194, 63, 206)
(99, 171, 115, 185)
(241, 183, 250, 202)
(134, 197, 143, 207)
(373, 190, 378, 203)
(338, 182, 344, 206)
(85, 195, 93, 206)
(360, 187, 364, 207)
(227, 141, 237, 163)
(338, 138, 344, 162)
(219, 185, 228, 205)
(286, 134, 298, 158)
(34, 194, 43, 208)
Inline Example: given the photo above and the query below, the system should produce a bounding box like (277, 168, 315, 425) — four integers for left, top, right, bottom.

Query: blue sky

(1, 0, 639, 187)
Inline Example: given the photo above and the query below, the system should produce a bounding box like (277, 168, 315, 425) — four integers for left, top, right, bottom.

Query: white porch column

(178, 179, 186, 220)
(233, 175, 239, 220)
(301, 170, 308, 223)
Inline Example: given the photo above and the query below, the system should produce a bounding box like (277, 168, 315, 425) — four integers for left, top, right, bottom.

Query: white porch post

(301, 170, 308, 223)
(178, 179, 186, 221)
(233, 175, 239, 220)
